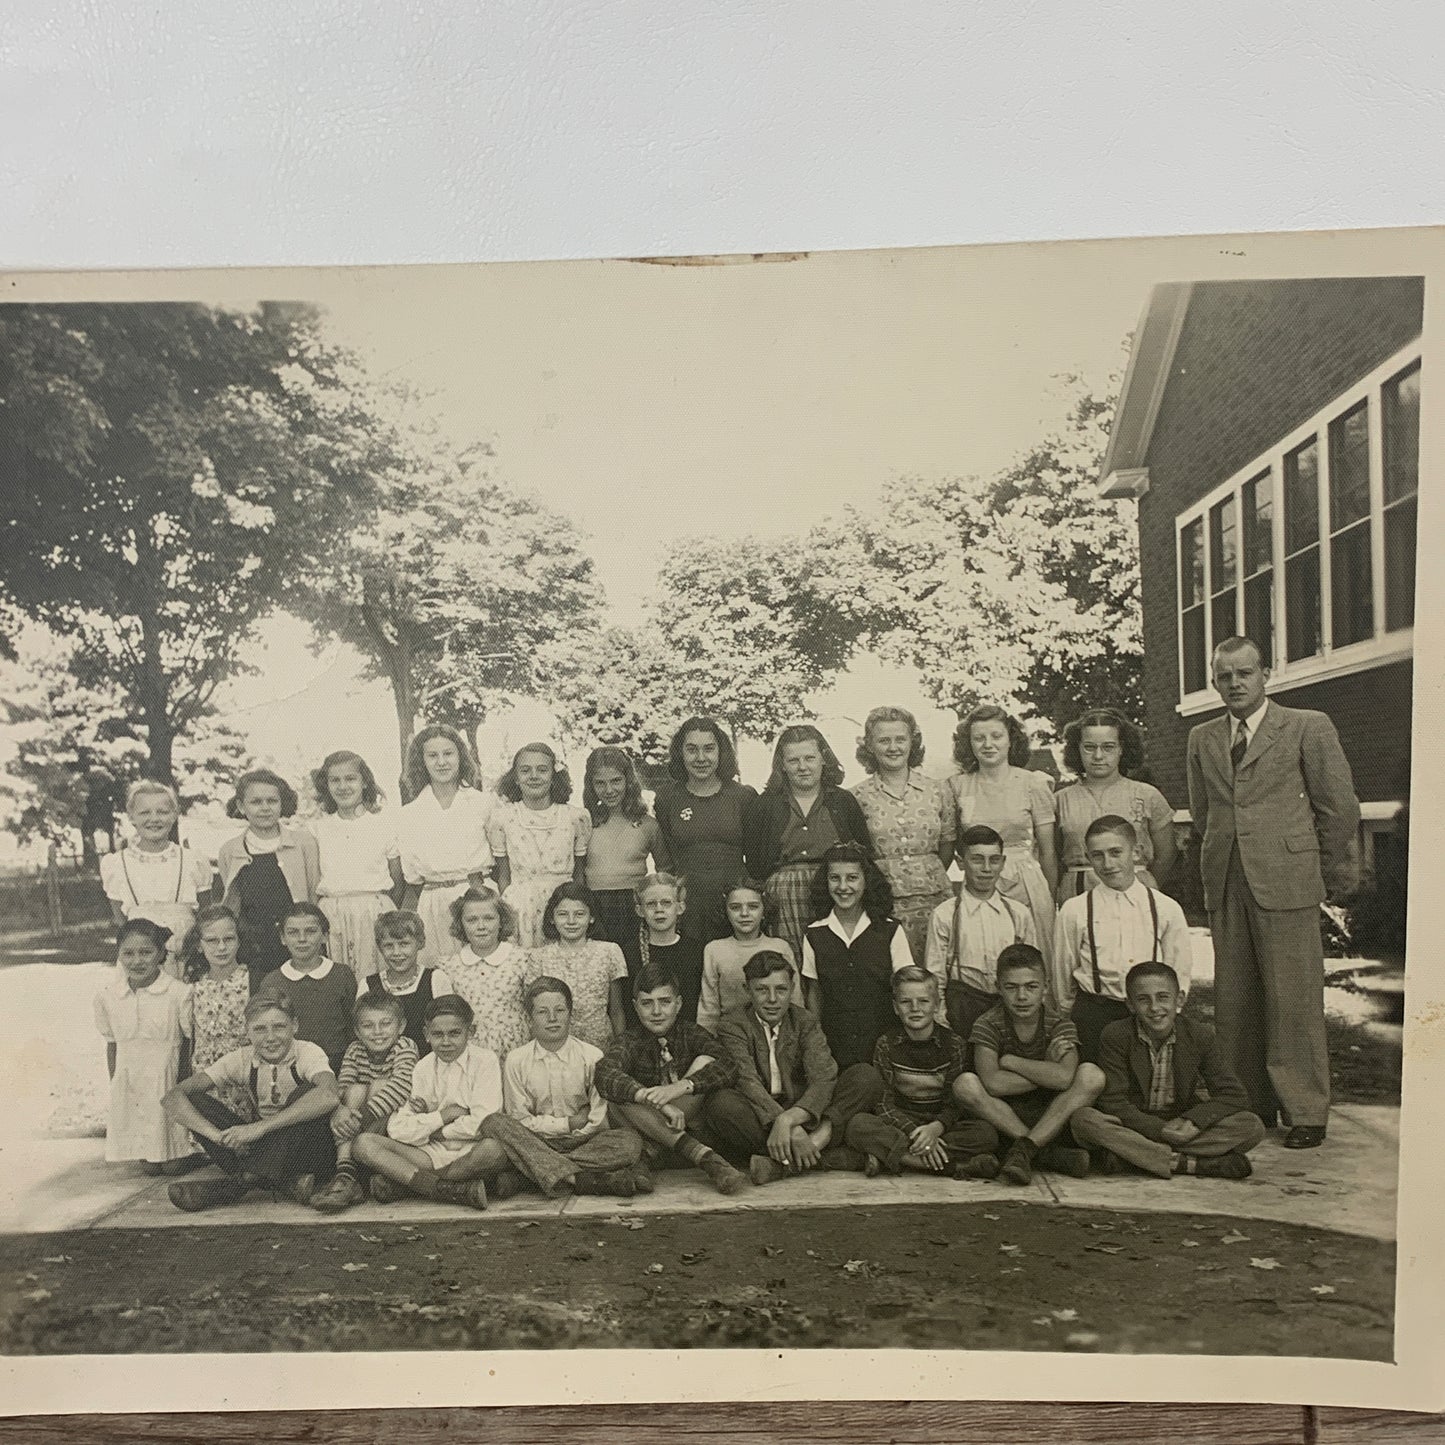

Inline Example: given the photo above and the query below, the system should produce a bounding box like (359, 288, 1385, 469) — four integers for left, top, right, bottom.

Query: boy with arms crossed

(501, 975, 646, 1198)
(956, 944, 1104, 1185)
(1052, 815, 1192, 1062)
(709, 950, 879, 1185)
(1071, 961, 1265, 1179)
(596, 962, 748, 1195)
(846, 966, 1001, 1179)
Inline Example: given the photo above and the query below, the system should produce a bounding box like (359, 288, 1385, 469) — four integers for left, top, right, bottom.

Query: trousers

(1212, 845, 1330, 1126)
(1069, 991, 1132, 1065)
(845, 1110, 999, 1172)
(703, 1062, 882, 1167)
(192, 1086, 335, 1187)
(474, 1111, 640, 1196)
(1071, 1105, 1266, 1179)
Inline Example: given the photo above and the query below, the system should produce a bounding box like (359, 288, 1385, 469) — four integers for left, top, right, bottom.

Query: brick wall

(1136, 278, 1423, 808)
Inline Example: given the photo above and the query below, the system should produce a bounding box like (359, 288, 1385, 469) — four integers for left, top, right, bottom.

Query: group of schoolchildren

(93, 718, 1266, 1217)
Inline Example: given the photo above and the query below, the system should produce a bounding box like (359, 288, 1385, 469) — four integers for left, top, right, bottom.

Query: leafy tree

(305, 434, 604, 776)
(0, 629, 248, 860)
(650, 534, 869, 746)
(819, 386, 1140, 734)
(0, 301, 388, 782)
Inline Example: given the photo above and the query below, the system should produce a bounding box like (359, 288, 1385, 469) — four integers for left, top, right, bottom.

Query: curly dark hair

(1060, 708, 1147, 779)
(496, 742, 573, 804)
(855, 706, 926, 773)
(402, 724, 480, 800)
(807, 840, 894, 925)
(951, 706, 1032, 771)
(115, 916, 173, 957)
(765, 724, 845, 795)
(540, 880, 599, 941)
(583, 745, 649, 824)
(666, 717, 739, 785)
(225, 768, 300, 820)
(180, 904, 241, 983)
(312, 749, 384, 814)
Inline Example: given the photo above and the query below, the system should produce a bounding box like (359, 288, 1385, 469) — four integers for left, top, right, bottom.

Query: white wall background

(2, 2, 1441, 272)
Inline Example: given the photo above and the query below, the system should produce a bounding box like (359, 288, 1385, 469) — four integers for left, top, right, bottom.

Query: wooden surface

(0, 1404, 1440, 1442)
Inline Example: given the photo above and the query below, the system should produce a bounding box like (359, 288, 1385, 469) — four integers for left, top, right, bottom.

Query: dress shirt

(924, 888, 1036, 997)
(1054, 881, 1192, 1005)
(1139, 1023, 1177, 1112)
(387, 1042, 502, 1145)
(801, 911, 913, 979)
(503, 1035, 608, 1141)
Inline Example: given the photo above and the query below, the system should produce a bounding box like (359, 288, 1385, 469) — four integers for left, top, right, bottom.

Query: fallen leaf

(1052, 1308, 1078, 1322)
(645, 1263, 664, 1275)
(1220, 1231, 1249, 1245)
(1032, 1316, 1053, 1327)
(359, 1233, 381, 1243)
(23, 1289, 50, 1304)
(384, 1265, 398, 1272)
(607, 1214, 645, 1230)
(841, 1259, 872, 1276)
(341, 1262, 369, 1273)
(983, 1213, 1000, 1221)
(1310, 1285, 1337, 1296)
(1181, 1240, 1201, 1249)
(806, 1249, 817, 1257)
(119, 1308, 138, 1320)
(999, 1243, 1021, 1255)
(762, 1245, 783, 1257)
(426, 1254, 440, 1261)
(1085, 1243, 1125, 1255)
(516, 1220, 540, 1230)
(680, 1250, 708, 1265)
(1249, 1257, 1283, 1271)
(41, 1255, 70, 1264)
(1088, 1222, 1115, 1231)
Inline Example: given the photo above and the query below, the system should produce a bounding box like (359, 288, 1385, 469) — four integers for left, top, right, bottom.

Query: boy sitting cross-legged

(1071, 961, 1266, 1179)
(162, 989, 340, 1212)
(500, 975, 647, 1199)
(708, 949, 881, 1185)
(955, 944, 1105, 1185)
(596, 961, 749, 1195)
(310, 991, 419, 1213)
(352, 993, 578, 1209)
(846, 966, 1001, 1180)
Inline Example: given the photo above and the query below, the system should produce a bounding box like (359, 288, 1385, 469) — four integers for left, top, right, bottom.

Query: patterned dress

(488, 802, 593, 948)
(948, 767, 1059, 995)
(190, 967, 254, 1119)
(851, 770, 956, 964)
(523, 939, 628, 1050)
(447, 942, 533, 1060)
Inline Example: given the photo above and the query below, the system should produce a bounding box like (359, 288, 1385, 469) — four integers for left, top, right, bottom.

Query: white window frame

(1174, 338, 1420, 717)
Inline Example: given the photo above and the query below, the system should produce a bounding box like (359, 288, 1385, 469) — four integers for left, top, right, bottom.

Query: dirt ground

(0, 1201, 1393, 1359)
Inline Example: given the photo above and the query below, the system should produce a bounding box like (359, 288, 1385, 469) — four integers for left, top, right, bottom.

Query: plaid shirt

(595, 1021, 736, 1103)
(1137, 1022, 1176, 1112)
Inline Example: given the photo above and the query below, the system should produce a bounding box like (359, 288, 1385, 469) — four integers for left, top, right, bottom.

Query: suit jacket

(1186, 700, 1359, 912)
(1095, 1013, 1252, 1142)
(742, 785, 873, 882)
(716, 1002, 839, 1127)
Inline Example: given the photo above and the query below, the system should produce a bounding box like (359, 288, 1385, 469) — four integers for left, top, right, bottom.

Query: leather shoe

(1283, 1125, 1326, 1149)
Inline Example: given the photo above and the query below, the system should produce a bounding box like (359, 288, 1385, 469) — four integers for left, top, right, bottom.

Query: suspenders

(949, 891, 1021, 982)
(119, 846, 185, 906)
(1085, 885, 1160, 994)
(248, 1058, 304, 1108)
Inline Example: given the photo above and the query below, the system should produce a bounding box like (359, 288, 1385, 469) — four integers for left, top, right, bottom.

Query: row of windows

(1178, 352, 1419, 701)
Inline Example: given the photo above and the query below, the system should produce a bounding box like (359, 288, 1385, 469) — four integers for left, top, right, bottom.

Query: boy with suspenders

(1052, 815, 1192, 1064)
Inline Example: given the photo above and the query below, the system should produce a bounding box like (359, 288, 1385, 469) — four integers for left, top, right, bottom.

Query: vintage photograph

(0, 232, 1420, 1375)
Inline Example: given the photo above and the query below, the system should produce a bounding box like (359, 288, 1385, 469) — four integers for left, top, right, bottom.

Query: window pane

(1330, 520, 1374, 647)
(1384, 361, 1421, 505)
(1244, 570, 1274, 668)
(1284, 438, 1320, 554)
(1329, 401, 1371, 531)
(1182, 605, 1207, 694)
(1285, 547, 1323, 662)
(1385, 496, 1417, 631)
(1209, 495, 1237, 595)
(1180, 518, 1205, 607)
(1242, 469, 1273, 575)
(1211, 589, 1237, 653)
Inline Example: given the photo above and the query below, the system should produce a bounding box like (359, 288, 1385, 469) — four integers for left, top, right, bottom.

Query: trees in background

(304, 433, 603, 778)
(0, 302, 390, 783)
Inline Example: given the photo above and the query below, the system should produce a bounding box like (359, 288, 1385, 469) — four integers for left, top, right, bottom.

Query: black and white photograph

(0, 228, 1430, 1394)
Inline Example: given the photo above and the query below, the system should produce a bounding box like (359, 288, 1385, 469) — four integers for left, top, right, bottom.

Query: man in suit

(1186, 636, 1360, 1148)
(706, 950, 881, 1183)
(1071, 960, 1266, 1177)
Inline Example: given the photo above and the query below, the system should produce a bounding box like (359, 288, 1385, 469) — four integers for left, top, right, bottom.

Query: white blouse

(314, 809, 400, 895)
(397, 786, 495, 886)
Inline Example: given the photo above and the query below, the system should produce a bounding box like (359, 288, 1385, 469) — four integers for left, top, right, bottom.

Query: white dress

(314, 808, 401, 976)
(99, 842, 212, 975)
(92, 972, 194, 1162)
(397, 787, 495, 965)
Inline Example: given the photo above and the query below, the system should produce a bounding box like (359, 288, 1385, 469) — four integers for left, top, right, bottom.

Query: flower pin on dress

(680, 807, 694, 822)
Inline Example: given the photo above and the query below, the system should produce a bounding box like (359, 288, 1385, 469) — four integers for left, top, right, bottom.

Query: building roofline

(1097, 282, 1193, 498)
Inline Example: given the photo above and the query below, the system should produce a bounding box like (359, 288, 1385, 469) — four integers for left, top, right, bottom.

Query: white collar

(1232, 700, 1268, 739)
(961, 888, 1008, 916)
(122, 973, 174, 996)
(1095, 879, 1150, 909)
(281, 957, 334, 981)
(528, 1036, 578, 1062)
(125, 842, 180, 862)
(824, 910, 872, 943)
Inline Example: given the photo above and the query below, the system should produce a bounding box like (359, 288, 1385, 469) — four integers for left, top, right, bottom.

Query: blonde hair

(125, 779, 178, 813)
(635, 872, 687, 970)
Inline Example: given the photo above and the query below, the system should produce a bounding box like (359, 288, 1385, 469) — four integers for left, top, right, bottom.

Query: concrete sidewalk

(0, 1103, 1398, 1242)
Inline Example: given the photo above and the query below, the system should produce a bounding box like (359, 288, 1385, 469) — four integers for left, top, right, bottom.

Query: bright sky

(199, 240, 1152, 790)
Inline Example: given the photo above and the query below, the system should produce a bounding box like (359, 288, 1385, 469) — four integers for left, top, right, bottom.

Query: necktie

(1231, 721, 1249, 772)
(657, 1035, 678, 1085)
(765, 1024, 784, 1097)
